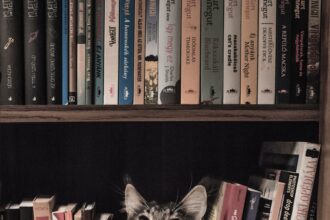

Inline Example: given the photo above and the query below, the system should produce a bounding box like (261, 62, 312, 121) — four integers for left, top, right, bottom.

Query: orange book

(240, 0, 258, 104)
(181, 0, 201, 104)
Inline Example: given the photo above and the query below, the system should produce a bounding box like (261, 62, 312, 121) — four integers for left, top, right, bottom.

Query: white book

(258, 0, 277, 104)
(223, 0, 241, 104)
(104, 0, 119, 105)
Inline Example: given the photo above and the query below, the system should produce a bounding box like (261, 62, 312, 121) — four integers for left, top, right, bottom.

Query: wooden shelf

(0, 105, 320, 123)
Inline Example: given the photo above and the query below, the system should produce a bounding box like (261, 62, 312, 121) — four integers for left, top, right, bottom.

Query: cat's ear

(125, 184, 147, 215)
(178, 185, 207, 218)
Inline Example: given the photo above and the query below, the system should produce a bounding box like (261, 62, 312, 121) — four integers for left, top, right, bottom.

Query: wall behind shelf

(0, 122, 319, 215)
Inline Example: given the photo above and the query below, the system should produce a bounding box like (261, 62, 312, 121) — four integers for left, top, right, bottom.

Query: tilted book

(133, 0, 146, 104)
(65, 203, 78, 220)
(158, 0, 181, 105)
(240, 0, 258, 104)
(181, 0, 201, 104)
(144, 0, 159, 104)
(258, 0, 276, 104)
(46, 0, 61, 105)
(33, 196, 56, 220)
(85, 0, 93, 105)
(69, 0, 77, 104)
(77, 0, 86, 105)
(0, 0, 24, 104)
(62, 0, 69, 105)
(201, 0, 223, 104)
(104, 0, 119, 105)
(223, 0, 241, 104)
(242, 188, 261, 220)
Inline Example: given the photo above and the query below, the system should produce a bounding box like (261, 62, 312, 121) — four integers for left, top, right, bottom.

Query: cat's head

(124, 184, 207, 220)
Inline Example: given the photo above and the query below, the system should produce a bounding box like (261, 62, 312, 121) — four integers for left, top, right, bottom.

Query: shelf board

(0, 105, 320, 123)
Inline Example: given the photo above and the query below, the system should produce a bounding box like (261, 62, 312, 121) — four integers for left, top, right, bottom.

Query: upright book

(52, 206, 66, 220)
(0, 0, 24, 104)
(62, 0, 69, 105)
(46, 0, 61, 105)
(33, 196, 56, 220)
(181, 0, 201, 104)
(77, 0, 86, 105)
(242, 188, 261, 220)
(201, 0, 224, 104)
(85, 0, 93, 105)
(158, 0, 181, 105)
(69, 0, 77, 104)
(223, 0, 241, 104)
(5, 204, 20, 220)
(20, 200, 34, 220)
(240, 0, 258, 104)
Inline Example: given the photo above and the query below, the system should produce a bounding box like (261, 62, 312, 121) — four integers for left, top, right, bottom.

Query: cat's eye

(139, 216, 149, 220)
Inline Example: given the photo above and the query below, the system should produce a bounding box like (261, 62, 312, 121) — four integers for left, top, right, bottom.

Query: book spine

(181, 0, 201, 104)
(133, 0, 146, 104)
(62, 0, 69, 105)
(144, 0, 159, 104)
(257, 197, 272, 219)
(85, 0, 93, 104)
(231, 185, 248, 220)
(240, 0, 258, 104)
(219, 183, 233, 220)
(242, 190, 261, 220)
(33, 204, 52, 220)
(69, 0, 77, 104)
(24, 0, 46, 104)
(0, 0, 24, 104)
(104, 0, 119, 105)
(290, 0, 309, 103)
(118, 0, 134, 105)
(77, 0, 86, 105)
(201, 0, 224, 105)
(158, 0, 181, 105)
(306, 0, 321, 104)
(275, 0, 292, 104)
(20, 207, 33, 220)
(94, 0, 104, 105)
(223, 0, 241, 104)
(257, 0, 276, 104)
(46, 0, 61, 105)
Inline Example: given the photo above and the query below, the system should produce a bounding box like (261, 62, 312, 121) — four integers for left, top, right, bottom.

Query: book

(248, 176, 285, 220)
(201, 0, 224, 105)
(65, 204, 78, 220)
(94, 0, 105, 105)
(144, 0, 159, 104)
(77, 0, 86, 105)
(85, 0, 93, 105)
(265, 169, 299, 220)
(275, 0, 292, 104)
(24, 0, 46, 105)
(306, 0, 321, 104)
(81, 203, 95, 220)
(257, 0, 276, 104)
(20, 199, 34, 220)
(33, 196, 56, 220)
(62, 0, 69, 105)
(73, 207, 82, 220)
(104, 0, 119, 105)
(242, 188, 261, 220)
(291, 0, 309, 103)
(240, 0, 258, 104)
(223, 0, 241, 104)
(118, 0, 135, 105)
(5, 204, 20, 220)
(158, 0, 181, 105)
(133, 0, 146, 104)
(69, 0, 77, 105)
(0, 0, 24, 105)
(259, 141, 321, 219)
(46, 0, 61, 105)
(52, 206, 66, 220)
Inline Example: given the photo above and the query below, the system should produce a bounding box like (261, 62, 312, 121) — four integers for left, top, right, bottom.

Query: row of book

(206, 141, 321, 220)
(1, 198, 112, 220)
(0, 0, 322, 105)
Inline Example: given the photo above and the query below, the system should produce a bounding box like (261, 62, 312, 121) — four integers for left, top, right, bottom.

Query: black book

(290, 0, 309, 103)
(81, 203, 95, 220)
(5, 204, 20, 220)
(275, 0, 292, 104)
(0, 0, 24, 105)
(19, 200, 33, 220)
(24, 0, 46, 104)
(46, 0, 62, 104)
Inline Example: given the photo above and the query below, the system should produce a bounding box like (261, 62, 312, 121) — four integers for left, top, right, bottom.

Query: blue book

(94, 0, 105, 105)
(62, 0, 69, 105)
(119, 0, 135, 105)
(242, 188, 261, 220)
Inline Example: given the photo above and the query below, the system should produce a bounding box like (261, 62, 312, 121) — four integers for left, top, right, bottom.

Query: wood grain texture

(0, 105, 319, 123)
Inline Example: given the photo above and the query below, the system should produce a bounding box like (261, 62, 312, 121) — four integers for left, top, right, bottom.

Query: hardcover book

(20, 200, 34, 220)
(0, 0, 24, 104)
(223, 0, 241, 104)
(65, 203, 78, 220)
(69, 0, 77, 104)
(242, 188, 261, 220)
(158, 0, 181, 105)
(85, 0, 93, 105)
(46, 0, 61, 105)
(52, 206, 66, 220)
(104, 0, 119, 105)
(81, 203, 95, 220)
(257, 0, 276, 104)
(240, 0, 258, 104)
(33, 196, 56, 220)
(201, 0, 224, 105)
(5, 204, 20, 220)
(144, 0, 159, 104)
(62, 0, 69, 105)
(181, 0, 201, 104)
(306, 0, 321, 104)
(77, 0, 86, 105)
(133, 0, 146, 104)
(118, 0, 135, 105)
